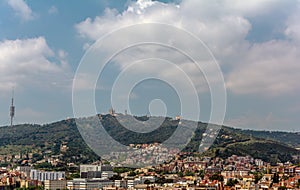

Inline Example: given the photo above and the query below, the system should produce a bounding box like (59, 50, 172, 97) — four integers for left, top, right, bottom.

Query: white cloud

(226, 40, 300, 95)
(0, 37, 74, 124)
(0, 37, 73, 124)
(223, 0, 289, 17)
(285, 2, 300, 43)
(7, 0, 35, 21)
(75, 1, 181, 40)
(0, 37, 72, 93)
(75, 0, 300, 97)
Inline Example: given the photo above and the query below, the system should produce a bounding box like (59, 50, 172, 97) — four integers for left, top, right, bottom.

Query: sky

(0, 0, 300, 132)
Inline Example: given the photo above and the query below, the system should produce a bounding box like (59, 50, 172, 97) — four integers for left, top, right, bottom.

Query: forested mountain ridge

(0, 114, 299, 165)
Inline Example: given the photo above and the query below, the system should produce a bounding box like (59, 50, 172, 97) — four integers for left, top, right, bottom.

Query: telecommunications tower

(10, 89, 15, 127)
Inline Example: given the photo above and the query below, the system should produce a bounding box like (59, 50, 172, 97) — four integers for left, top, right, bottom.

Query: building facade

(30, 169, 65, 182)
(44, 180, 67, 190)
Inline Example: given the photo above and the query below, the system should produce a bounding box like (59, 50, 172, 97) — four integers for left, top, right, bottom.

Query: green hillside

(0, 119, 99, 164)
(236, 129, 300, 148)
(0, 114, 299, 165)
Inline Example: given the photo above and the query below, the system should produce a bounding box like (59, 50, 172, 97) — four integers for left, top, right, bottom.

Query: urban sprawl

(0, 143, 299, 190)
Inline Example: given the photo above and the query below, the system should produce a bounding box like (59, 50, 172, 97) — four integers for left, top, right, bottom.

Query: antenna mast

(10, 89, 15, 127)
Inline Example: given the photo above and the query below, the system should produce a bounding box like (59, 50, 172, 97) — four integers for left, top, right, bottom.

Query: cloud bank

(7, 0, 35, 21)
(75, 0, 300, 96)
(0, 37, 71, 93)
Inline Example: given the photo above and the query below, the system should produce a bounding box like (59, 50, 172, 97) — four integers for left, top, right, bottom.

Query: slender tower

(10, 89, 15, 127)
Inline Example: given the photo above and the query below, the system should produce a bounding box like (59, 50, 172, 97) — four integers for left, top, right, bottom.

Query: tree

(128, 171, 136, 176)
(278, 186, 287, 190)
(34, 162, 53, 169)
(113, 167, 134, 174)
(226, 179, 239, 187)
(185, 171, 195, 176)
(272, 173, 279, 183)
(254, 172, 263, 184)
(178, 171, 184, 177)
(209, 173, 224, 182)
(155, 177, 173, 184)
(198, 170, 205, 179)
(109, 174, 122, 180)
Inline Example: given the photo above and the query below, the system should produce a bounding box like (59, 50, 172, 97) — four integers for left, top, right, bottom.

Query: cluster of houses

(103, 143, 180, 167)
(0, 143, 69, 167)
(0, 154, 299, 190)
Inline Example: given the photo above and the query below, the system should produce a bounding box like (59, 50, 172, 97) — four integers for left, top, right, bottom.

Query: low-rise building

(44, 180, 67, 190)
(80, 164, 102, 178)
(16, 166, 32, 177)
(67, 178, 114, 190)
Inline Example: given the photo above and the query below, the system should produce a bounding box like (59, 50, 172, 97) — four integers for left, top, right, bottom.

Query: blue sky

(0, 0, 300, 131)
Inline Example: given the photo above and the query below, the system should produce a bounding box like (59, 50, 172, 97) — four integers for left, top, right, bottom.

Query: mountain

(0, 119, 99, 165)
(0, 114, 299, 165)
(236, 129, 300, 148)
(197, 127, 299, 164)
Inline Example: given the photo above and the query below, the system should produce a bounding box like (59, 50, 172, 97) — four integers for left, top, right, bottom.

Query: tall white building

(30, 169, 65, 182)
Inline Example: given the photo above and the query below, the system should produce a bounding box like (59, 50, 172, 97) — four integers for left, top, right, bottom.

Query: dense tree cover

(109, 174, 122, 180)
(184, 171, 195, 176)
(226, 179, 239, 187)
(69, 172, 80, 179)
(237, 129, 300, 148)
(272, 173, 280, 183)
(155, 176, 173, 184)
(209, 173, 224, 182)
(253, 172, 263, 184)
(113, 167, 135, 174)
(34, 162, 52, 169)
(128, 171, 137, 176)
(0, 119, 99, 164)
(0, 114, 299, 165)
(185, 125, 299, 163)
(100, 115, 180, 145)
(278, 186, 287, 190)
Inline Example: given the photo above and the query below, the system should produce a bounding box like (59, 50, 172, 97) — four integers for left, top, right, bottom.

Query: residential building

(80, 164, 102, 178)
(30, 169, 65, 182)
(67, 178, 114, 190)
(16, 166, 32, 177)
(44, 180, 67, 190)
